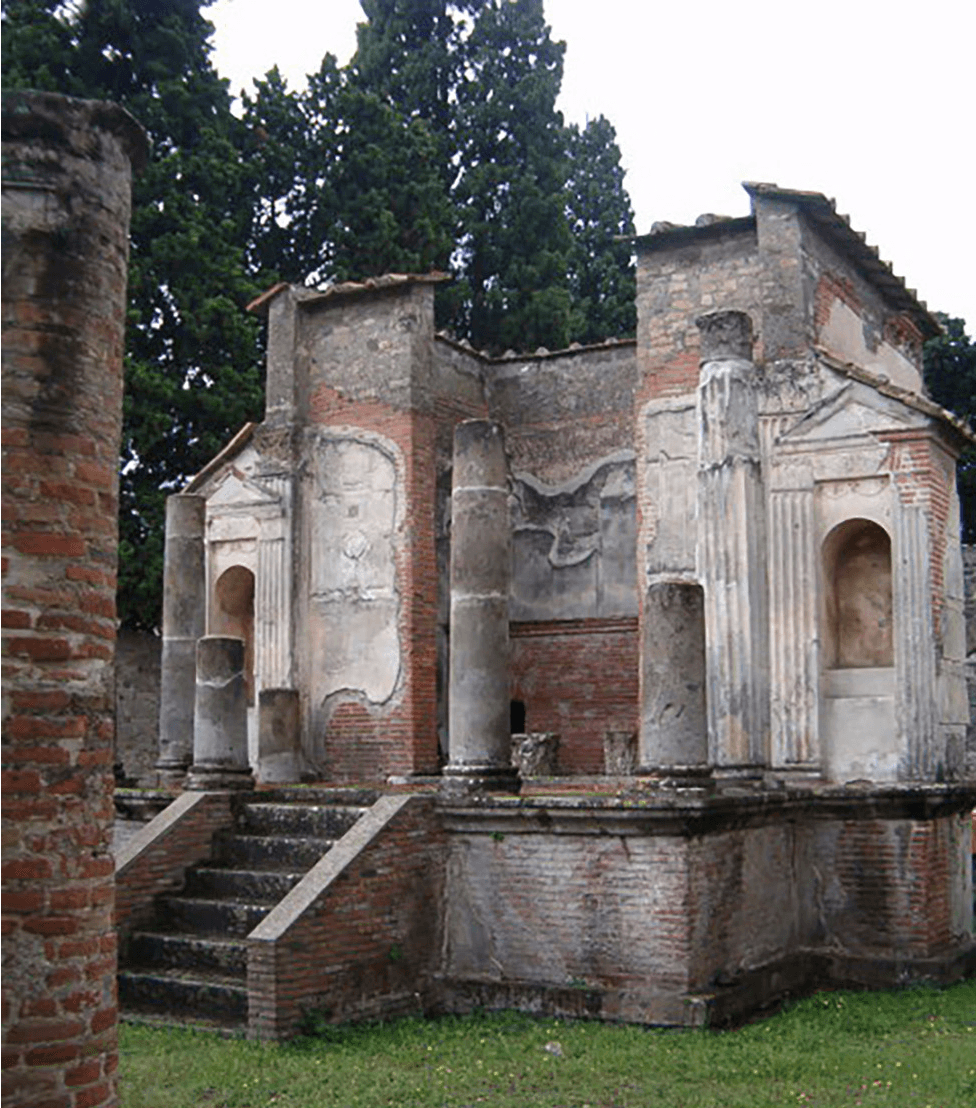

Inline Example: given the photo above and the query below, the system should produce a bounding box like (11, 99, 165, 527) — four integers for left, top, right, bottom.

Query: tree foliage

(2, 0, 641, 628)
(923, 315, 976, 542)
(351, 0, 635, 352)
(2, 0, 265, 628)
(564, 116, 636, 345)
(241, 57, 453, 288)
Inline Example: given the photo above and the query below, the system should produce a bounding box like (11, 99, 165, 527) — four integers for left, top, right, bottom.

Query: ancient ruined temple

(129, 184, 974, 1034)
(159, 183, 972, 790)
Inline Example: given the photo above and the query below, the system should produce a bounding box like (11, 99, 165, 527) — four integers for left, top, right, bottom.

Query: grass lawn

(118, 980, 976, 1107)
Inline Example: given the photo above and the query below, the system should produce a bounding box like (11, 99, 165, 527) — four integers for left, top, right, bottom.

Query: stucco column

(696, 311, 769, 775)
(443, 420, 519, 795)
(185, 636, 254, 790)
(638, 581, 708, 774)
(156, 492, 206, 786)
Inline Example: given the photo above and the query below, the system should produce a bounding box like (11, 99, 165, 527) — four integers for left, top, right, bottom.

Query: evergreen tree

(241, 55, 453, 287)
(564, 116, 636, 344)
(351, 0, 636, 354)
(352, 0, 467, 177)
(923, 315, 976, 542)
(450, 0, 572, 353)
(2, 0, 264, 629)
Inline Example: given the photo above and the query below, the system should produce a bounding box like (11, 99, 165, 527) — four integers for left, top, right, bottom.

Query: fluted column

(768, 487, 819, 770)
(696, 311, 769, 774)
(156, 492, 206, 786)
(443, 420, 519, 795)
(894, 503, 938, 780)
(256, 477, 293, 689)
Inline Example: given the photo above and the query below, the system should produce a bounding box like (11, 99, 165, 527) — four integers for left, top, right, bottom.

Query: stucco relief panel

(306, 433, 402, 705)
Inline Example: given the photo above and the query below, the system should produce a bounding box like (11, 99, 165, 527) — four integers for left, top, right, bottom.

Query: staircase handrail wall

(115, 791, 235, 943)
(247, 793, 445, 1040)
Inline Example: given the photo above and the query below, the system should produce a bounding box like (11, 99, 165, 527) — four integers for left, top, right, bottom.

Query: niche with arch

(211, 565, 256, 706)
(820, 518, 896, 781)
(822, 518, 893, 669)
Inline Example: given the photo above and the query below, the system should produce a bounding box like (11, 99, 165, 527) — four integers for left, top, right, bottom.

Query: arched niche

(212, 565, 255, 705)
(820, 518, 896, 782)
(822, 518, 893, 669)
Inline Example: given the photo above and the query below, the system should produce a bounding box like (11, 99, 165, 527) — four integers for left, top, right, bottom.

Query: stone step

(126, 931, 247, 977)
(119, 967, 247, 1024)
(211, 829, 335, 870)
(156, 895, 272, 937)
(183, 865, 305, 902)
(118, 799, 373, 1030)
(236, 801, 367, 839)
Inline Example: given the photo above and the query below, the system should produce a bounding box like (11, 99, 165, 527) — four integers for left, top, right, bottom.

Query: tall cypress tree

(449, 0, 572, 353)
(241, 54, 453, 288)
(351, 0, 635, 354)
(564, 116, 636, 344)
(3, 0, 264, 629)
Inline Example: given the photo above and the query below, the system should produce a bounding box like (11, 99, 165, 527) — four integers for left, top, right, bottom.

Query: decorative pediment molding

(207, 466, 281, 511)
(777, 382, 926, 449)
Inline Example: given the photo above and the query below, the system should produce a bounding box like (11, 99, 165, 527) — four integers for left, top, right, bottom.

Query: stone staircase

(118, 790, 375, 1031)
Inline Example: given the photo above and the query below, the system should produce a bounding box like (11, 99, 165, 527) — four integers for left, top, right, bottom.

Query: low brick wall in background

(248, 794, 445, 1040)
(511, 619, 638, 774)
(115, 792, 234, 943)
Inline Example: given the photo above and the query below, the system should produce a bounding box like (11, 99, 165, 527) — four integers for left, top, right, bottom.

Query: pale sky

(208, 0, 975, 330)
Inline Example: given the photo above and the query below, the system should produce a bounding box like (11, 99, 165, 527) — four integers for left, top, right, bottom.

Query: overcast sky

(208, 0, 975, 330)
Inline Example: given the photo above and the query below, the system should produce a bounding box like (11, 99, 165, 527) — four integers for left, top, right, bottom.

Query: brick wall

(441, 814, 691, 1024)
(114, 792, 234, 942)
(248, 794, 445, 1039)
(2, 92, 144, 1108)
(511, 619, 638, 774)
(294, 289, 492, 783)
(439, 794, 974, 1028)
(635, 222, 762, 406)
(884, 431, 957, 635)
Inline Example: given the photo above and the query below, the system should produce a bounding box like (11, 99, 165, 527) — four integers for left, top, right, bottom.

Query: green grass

(118, 980, 976, 1107)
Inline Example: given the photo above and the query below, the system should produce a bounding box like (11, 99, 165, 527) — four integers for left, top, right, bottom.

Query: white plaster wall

(821, 668, 898, 782)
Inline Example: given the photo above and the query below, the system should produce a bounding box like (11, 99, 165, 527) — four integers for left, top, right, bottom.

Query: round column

(638, 581, 708, 774)
(2, 91, 146, 1108)
(185, 636, 255, 791)
(156, 492, 206, 786)
(696, 310, 768, 776)
(443, 421, 519, 795)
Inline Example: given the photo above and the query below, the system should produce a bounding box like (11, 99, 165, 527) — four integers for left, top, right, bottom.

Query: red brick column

(2, 91, 145, 1108)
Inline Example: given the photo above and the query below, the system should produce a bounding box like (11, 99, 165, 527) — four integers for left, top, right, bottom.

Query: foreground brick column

(2, 91, 145, 1108)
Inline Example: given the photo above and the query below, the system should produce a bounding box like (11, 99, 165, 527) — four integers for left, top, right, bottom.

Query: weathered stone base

(440, 765, 521, 798)
(185, 765, 255, 791)
(155, 759, 190, 790)
(430, 941, 976, 1030)
(438, 783, 975, 1030)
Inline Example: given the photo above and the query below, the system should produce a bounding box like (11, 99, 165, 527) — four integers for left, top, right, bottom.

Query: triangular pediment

(777, 382, 926, 447)
(207, 465, 280, 509)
